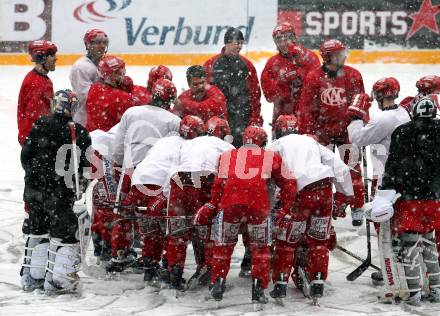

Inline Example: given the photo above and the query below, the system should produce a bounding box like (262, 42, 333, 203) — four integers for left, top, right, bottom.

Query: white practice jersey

(348, 106, 410, 187)
(268, 134, 353, 196)
(178, 135, 234, 173)
(69, 56, 99, 126)
(131, 135, 184, 195)
(90, 123, 119, 158)
(111, 105, 181, 168)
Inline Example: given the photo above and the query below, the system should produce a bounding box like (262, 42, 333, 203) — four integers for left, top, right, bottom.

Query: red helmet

(152, 78, 177, 102)
(274, 115, 299, 138)
(372, 77, 400, 101)
(272, 22, 296, 39)
(412, 94, 439, 119)
(242, 126, 268, 147)
(98, 55, 126, 82)
(28, 40, 57, 62)
(84, 28, 108, 47)
(206, 116, 231, 139)
(416, 75, 440, 95)
(147, 65, 173, 91)
(319, 39, 345, 62)
(179, 115, 205, 139)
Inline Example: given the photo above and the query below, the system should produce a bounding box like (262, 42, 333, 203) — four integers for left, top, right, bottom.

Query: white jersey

(268, 134, 353, 195)
(69, 56, 99, 126)
(90, 123, 119, 158)
(178, 135, 234, 173)
(111, 105, 181, 168)
(348, 106, 410, 187)
(131, 135, 184, 195)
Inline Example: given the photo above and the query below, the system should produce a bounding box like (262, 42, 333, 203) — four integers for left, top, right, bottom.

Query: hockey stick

(346, 147, 374, 281)
(336, 245, 380, 271)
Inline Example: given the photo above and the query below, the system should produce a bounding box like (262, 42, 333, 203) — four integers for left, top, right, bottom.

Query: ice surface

(1, 62, 440, 315)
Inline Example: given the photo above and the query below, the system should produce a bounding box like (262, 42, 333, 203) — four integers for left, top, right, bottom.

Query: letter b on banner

(0, 0, 51, 51)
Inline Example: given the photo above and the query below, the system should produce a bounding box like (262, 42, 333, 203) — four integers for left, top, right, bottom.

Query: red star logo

(406, 0, 440, 40)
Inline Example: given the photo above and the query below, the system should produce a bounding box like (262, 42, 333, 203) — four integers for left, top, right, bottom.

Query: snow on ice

(1, 63, 440, 315)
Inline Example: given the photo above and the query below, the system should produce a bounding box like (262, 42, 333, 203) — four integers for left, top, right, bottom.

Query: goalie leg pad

(44, 238, 80, 292)
(399, 232, 422, 294)
(421, 231, 440, 288)
(20, 234, 49, 290)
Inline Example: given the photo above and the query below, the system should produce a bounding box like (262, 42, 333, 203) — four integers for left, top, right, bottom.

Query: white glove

(371, 189, 397, 222)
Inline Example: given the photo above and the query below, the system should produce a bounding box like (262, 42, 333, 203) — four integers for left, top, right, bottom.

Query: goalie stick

(346, 147, 374, 281)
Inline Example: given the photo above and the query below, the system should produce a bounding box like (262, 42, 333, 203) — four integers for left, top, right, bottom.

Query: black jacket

(21, 113, 91, 202)
(381, 119, 440, 200)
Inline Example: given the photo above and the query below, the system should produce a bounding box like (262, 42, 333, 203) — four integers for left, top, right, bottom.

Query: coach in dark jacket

(204, 27, 262, 147)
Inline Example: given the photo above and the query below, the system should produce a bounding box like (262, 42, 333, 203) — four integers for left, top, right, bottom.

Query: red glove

(399, 96, 414, 114)
(287, 44, 308, 65)
(275, 208, 307, 243)
(347, 93, 372, 122)
(328, 226, 337, 251)
(332, 192, 349, 219)
(147, 193, 167, 217)
(120, 75, 134, 93)
(192, 202, 217, 226)
(248, 115, 263, 127)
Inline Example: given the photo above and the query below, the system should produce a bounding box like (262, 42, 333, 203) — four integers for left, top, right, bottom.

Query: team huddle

(16, 23, 440, 307)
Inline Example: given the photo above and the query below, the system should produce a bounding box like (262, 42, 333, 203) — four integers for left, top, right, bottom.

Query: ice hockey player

(347, 78, 411, 285)
(197, 125, 296, 304)
(399, 75, 440, 115)
(86, 55, 134, 132)
(261, 22, 319, 132)
(17, 40, 57, 146)
(297, 38, 366, 227)
(132, 65, 173, 106)
(268, 115, 353, 303)
(173, 65, 227, 122)
(88, 123, 120, 264)
(20, 89, 91, 294)
(204, 27, 263, 147)
(165, 115, 234, 290)
(106, 78, 180, 273)
(371, 94, 440, 306)
(121, 121, 186, 283)
(70, 28, 109, 126)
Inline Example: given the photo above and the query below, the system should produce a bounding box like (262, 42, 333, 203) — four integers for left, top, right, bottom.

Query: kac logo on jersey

(74, 0, 132, 23)
(320, 87, 347, 106)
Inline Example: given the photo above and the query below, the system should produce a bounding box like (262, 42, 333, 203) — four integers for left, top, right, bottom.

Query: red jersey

(131, 85, 152, 106)
(211, 147, 297, 212)
(173, 84, 227, 122)
(297, 65, 365, 145)
(86, 81, 134, 132)
(17, 69, 53, 145)
(261, 46, 320, 124)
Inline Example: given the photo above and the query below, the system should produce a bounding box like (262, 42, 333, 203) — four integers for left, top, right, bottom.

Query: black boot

(252, 278, 268, 304)
(210, 277, 226, 301)
(270, 273, 288, 299)
(143, 257, 159, 282)
(106, 250, 137, 273)
(371, 271, 384, 286)
(239, 247, 251, 278)
(310, 273, 324, 304)
(169, 264, 185, 290)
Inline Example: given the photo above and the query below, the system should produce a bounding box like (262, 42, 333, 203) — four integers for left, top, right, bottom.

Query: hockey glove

(147, 193, 167, 217)
(120, 75, 134, 93)
(371, 189, 397, 222)
(248, 115, 264, 127)
(192, 202, 217, 226)
(347, 93, 372, 122)
(399, 96, 414, 114)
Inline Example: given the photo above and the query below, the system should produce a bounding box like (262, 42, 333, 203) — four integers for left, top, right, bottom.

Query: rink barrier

(0, 50, 439, 65)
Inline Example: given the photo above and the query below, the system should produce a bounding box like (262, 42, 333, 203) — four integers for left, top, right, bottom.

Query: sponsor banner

(54, 0, 277, 53)
(278, 0, 440, 49)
